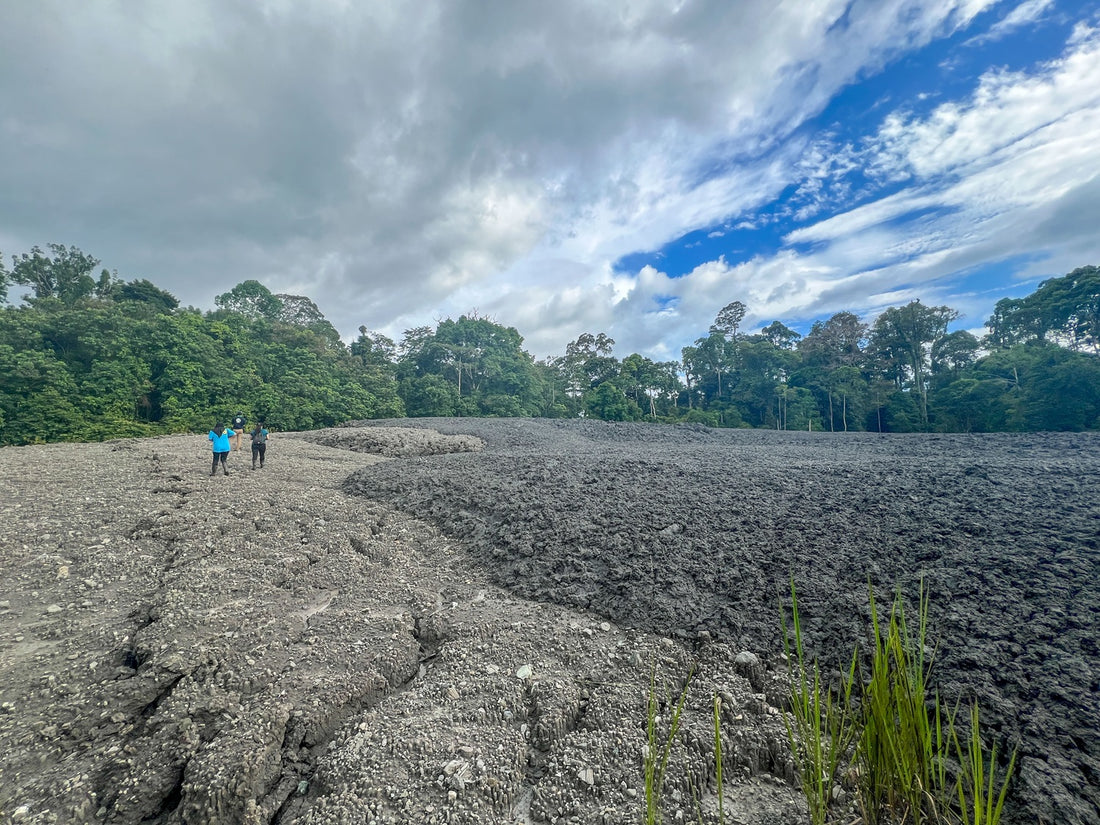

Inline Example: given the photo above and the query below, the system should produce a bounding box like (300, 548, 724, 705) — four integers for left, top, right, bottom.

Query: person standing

(250, 422, 270, 470)
(231, 412, 247, 451)
(208, 423, 232, 476)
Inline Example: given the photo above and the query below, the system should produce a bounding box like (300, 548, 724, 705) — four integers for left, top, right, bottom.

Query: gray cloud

(9, 0, 1087, 363)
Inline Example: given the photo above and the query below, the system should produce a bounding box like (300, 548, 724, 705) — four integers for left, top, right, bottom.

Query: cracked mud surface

(0, 425, 801, 825)
(1, 420, 1097, 825)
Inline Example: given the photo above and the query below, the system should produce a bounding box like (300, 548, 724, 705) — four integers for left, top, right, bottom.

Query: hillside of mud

(339, 418, 1100, 825)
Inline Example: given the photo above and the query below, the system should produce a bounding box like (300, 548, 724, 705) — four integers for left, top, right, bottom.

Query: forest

(0, 244, 1098, 445)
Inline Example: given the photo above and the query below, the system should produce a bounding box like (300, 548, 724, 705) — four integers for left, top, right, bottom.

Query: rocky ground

(0, 424, 802, 825)
(0, 420, 1096, 825)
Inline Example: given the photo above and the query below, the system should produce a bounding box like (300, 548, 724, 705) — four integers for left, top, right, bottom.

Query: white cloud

(766, 22, 1100, 328)
(968, 0, 1056, 44)
(6, 0, 1095, 367)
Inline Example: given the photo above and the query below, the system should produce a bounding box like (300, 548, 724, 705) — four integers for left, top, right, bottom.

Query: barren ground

(0, 419, 1097, 825)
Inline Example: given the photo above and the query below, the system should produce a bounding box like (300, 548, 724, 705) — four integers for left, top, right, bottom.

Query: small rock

(46, 604, 63, 614)
(599, 622, 611, 632)
(577, 768, 595, 786)
(734, 650, 764, 691)
(515, 664, 533, 680)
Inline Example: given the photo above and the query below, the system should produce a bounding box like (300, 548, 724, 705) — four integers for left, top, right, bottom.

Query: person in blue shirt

(208, 423, 234, 475)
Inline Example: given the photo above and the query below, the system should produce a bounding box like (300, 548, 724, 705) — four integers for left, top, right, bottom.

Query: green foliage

(2, 244, 1098, 441)
(0, 266, 405, 445)
(643, 665, 694, 825)
(395, 314, 546, 416)
(9, 244, 100, 303)
(584, 381, 639, 421)
(214, 280, 284, 321)
(952, 703, 1018, 825)
(116, 279, 180, 312)
(782, 581, 860, 825)
(858, 583, 942, 825)
(780, 582, 1019, 825)
(870, 301, 959, 427)
(985, 266, 1100, 352)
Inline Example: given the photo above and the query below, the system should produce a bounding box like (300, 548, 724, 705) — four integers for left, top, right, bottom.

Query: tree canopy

(2, 243, 1098, 445)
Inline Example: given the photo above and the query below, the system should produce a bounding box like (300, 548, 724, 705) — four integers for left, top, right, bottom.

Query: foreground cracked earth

(0, 431, 802, 825)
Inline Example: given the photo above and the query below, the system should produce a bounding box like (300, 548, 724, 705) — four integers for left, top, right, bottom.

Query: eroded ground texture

(339, 419, 1100, 825)
(0, 420, 1096, 825)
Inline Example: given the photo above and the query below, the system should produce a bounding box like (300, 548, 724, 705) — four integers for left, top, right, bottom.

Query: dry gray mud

(338, 419, 1100, 825)
(0, 426, 802, 825)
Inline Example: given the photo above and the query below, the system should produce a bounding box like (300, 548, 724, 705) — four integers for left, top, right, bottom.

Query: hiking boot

(223, 469, 230, 476)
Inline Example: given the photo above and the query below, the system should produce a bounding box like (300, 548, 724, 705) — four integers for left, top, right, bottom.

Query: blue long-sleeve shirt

(208, 429, 233, 452)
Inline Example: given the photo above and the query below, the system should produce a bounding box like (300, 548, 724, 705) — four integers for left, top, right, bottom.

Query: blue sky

(614, 0, 1099, 340)
(2, 0, 1099, 360)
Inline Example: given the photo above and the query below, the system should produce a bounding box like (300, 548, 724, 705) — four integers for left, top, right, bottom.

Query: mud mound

(343, 419, 1100, 825)
(301, 425, 483, 457)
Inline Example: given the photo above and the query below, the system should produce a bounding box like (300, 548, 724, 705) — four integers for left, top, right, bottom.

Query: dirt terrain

(0, 424, 801, 825)
(0, 419, 1097, 825)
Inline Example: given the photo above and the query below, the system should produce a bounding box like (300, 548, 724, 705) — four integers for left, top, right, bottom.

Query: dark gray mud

(341, 418, 1100, 825)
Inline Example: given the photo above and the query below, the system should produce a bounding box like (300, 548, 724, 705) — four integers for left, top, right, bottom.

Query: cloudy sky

(2, 0, 1099, 360)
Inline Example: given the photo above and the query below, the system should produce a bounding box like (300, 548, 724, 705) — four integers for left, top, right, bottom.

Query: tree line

(1, 244, 1097, 445)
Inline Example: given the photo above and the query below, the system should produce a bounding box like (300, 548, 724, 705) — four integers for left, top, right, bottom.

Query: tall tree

(797, 312, 868, 430)
(1027, 265, 1100, 352)
(561, 332, 618, 398)
(214, 280, 284, 321)
(352, 327, 397, 368)
(9, 244, 100, 303)
(710, 300, 747, 339)
(931, 330, 980, 383)
(761, 320, 801, 350)
(870, 301, 958, 427)
(274, 293, 341, 346)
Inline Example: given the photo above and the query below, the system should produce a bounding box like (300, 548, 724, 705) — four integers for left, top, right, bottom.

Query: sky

(2, 0, 1099, 362)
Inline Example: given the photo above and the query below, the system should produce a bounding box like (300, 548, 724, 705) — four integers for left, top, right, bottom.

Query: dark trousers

(252, 443, 266, 465)
(211, 451, 229, 474)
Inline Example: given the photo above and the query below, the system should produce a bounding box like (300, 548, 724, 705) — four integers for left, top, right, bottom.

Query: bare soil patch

(1, 419, 1096, 824)
(0, 425, 800, 825)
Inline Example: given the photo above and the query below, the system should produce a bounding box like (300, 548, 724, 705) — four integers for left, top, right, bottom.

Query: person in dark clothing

(250, 422, 270, 470)
(231, 413, 246, 451)
(208, 423, 232, 475)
